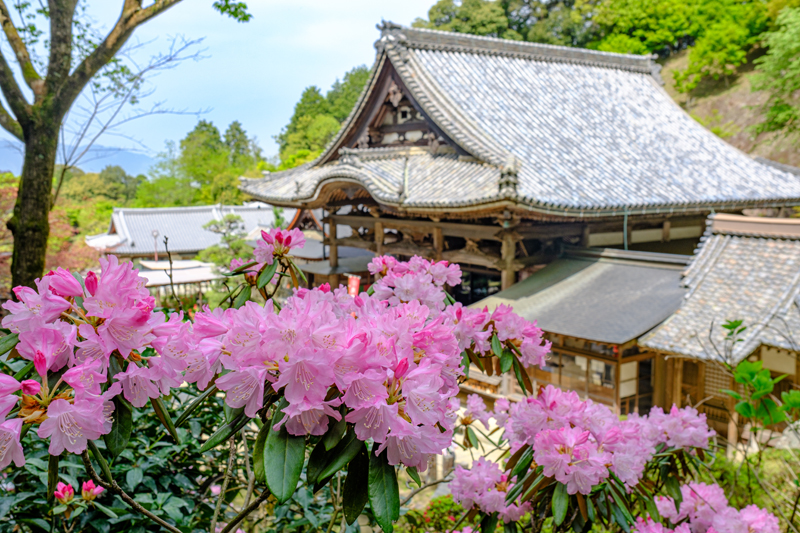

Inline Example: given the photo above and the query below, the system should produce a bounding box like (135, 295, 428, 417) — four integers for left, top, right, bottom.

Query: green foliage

(134, 119, 263, 207)
(213, 0, 253, 22)
(690, 109, 741, 138)
(275, 66, 369, 169)
(396, 495, 470, 533)
(413, 0, 523, 39)
(752, 7, 800, 135)
(196, 214, 252, 271)
(1, 378, 231, 532)
(724, 359, 788, 425)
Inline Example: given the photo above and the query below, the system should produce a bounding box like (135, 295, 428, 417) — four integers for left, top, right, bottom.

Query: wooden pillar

(662, 220, 671, 242)
(581, 225, 590, 247)
(501, 234, 516, 290)
(727, 374, 739, 458)
(433, 227, 444, 261)
(673, 358, 684, 407)
(375, 221, 384, 256)
(653, 354, 666, 408)
(329, 223, 338, 268)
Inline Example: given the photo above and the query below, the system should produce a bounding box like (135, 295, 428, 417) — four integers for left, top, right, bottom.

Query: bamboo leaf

(343, 445, 370, 525)
(368, 446, 399, 533)
(103, 395, 132, 458)
(175, 386, 217, 427)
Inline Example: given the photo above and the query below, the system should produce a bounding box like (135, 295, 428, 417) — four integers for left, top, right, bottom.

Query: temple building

(241, 22, 800, 301)
(640, 214, 800, 438)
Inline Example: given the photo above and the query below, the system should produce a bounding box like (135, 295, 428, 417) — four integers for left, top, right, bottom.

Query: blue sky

(0, 0, 434, 161)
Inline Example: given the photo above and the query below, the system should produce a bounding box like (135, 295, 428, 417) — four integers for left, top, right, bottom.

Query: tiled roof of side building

(640, 215, 800, 363)
(88, 204, 295, 256)
(240, 23, 800, 216)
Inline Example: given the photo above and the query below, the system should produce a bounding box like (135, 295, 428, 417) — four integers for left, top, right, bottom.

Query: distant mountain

(0, 142, 157, 176)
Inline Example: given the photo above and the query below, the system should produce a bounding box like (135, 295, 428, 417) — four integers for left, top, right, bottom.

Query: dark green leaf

(307, 440, 330, 487)
(0, 333, 19, 357)
(12, 360, 32, 381)
(510, 447, 533, 480)
(253, 421, 269, 483)
(343, 445, 370, 525)
(481, 513, 499, 533)
(512, 357, 529, 395)
(150, 397, 180, 443)
(233, 284, 251, 308)
(103, 395, 132, 458)
(611, 504, 631, 533)
(368, 446, 399, 533)
(199, 413, 251, 453)
(264, 404, 305, 503)
(505, 522, 518, 533)
(225, 404, 244, 425)
(461, 350, 470, 378)
(127, 467, 143, 491)
(87, 440, 113, 484)
(491, 334, 503, 357)
(231, 260, 257, 273)
(665, 475, 682, 509)
(552, 482, 568, 526)
(288, 258, 308, 285)
(93, 501, 118, 519)
(406, 466, 422, 488)
(175, 386, 217, 427)
(500, 349, 514, 374)
(322, 415, 347, 451)
(47, 454, 60, 504)
(52, 504, 68, 515)
(257, 261, 279, 289)
(466, 427, 480, 449)
(318, 432, 363, 480)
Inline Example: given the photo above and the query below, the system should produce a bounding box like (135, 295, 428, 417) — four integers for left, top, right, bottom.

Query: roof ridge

(376, 21, 659, 75)
(112, 204, 273, 214)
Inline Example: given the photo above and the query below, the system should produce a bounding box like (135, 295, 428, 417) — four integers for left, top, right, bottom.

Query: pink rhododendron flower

(54, 482, 74, 504)
(45, 268, 84, 299)
(38, 399, 105, 455)
(114, 363, 161, 408)
(1, 277, 70, 333)
(464, 394, 492, 429)
(216, 366, 268, 418)
(81, 480, 104, 501)
(0, 418, 25, 469)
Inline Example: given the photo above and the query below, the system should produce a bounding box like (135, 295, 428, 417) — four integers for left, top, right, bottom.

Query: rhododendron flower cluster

(451, 390, 718, 520)
(637, 483, 779, 533)
(450, 457, 531, 523)
(0, 224, 550, 485)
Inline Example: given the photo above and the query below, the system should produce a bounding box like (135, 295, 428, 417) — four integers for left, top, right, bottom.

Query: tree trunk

(8, 118, 58, 289)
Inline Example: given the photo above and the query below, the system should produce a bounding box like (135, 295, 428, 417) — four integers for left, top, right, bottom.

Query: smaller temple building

(468, 247, 688, 415)
(640, 214, 800, 438)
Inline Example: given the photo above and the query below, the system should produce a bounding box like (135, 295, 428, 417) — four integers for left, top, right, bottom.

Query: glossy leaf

(481, 512, 499, 533)
(318, 432, 363, 481)
(0, 333, 18, 357)
(93, 501, 118, 519)
(103, 395, 132, 458)
(225, 404, 244, 425)
(264, 404, 305, 503)
(253, 422, 269, 483)
(343, 445, 370, 525)
(257, 261, 278, 289)
(233, 285, 251, 308)
(368, 446, 400, 533)
(150, 397, 180, 443)
(406, 466, 422, 488)
(47, 454, 60, 504)
(307, 439, 330, 487)
(491, 334, 503, 357)
(199, 413, 250, 453)
(665, 475, 682, 509)
(175, 386, 217, 427)
(500, 349, 514, 373)
(553, 483, 568, 526)
(510, 447, 533, 479)
(322, 415, 346, 451)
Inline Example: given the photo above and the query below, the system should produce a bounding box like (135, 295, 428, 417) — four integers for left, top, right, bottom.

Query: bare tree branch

(0, 47, 30, 125)
(0, 0, 42, 92)
(0, 101, 22, 140)
(58, 0, 183, 114)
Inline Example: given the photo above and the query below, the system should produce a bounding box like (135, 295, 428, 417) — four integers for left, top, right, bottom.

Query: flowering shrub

(449, 392, 778, 533)
(0, 228, 550, 532)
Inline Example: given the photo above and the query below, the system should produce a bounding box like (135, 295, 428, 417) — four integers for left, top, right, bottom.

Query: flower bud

(20, 379, 40, 396)
(54, 482, 74, 504)
(84, 271, 98, 296)
(81, 480, 104, 501)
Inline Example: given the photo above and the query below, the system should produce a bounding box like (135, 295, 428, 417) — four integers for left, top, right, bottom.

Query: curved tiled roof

(640, 215, 800, 362)
(240, 23, 800, 216)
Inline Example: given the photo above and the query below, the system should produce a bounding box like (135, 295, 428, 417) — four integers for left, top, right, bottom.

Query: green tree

(275, 66, 370, 169)
(196, 213, 252, 270)
(752, 7, 800, 135)
(413, 0, 523, 39)
(0, 1, 251, 289)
